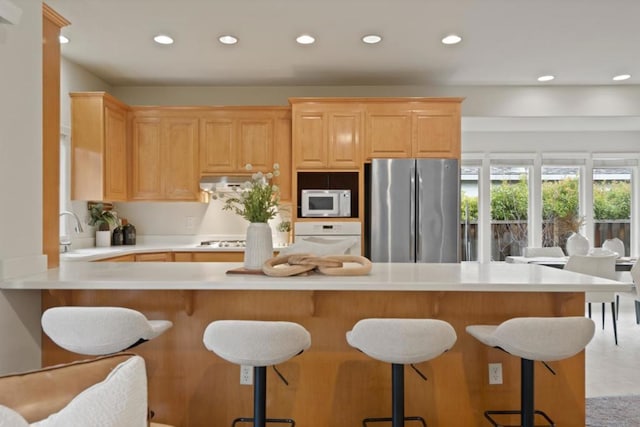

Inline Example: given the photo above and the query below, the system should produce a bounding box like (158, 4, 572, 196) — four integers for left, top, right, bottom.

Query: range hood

(199, 176, 247, 194)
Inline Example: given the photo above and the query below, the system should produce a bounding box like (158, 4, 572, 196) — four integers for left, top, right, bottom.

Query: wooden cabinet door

(365, 105, 412, 159)
(130, 117, 163, 200)
(162, 117, 199, 200)
(274, 111, 292, 202)
(96, 254, 135, 262)
(200, 117, 236, 173)
(191, 252, 244, 262)
(70, 92, 129, 202)
(294, 112, 326, 169)
(412, 110, 460, 159)
(237, 118, 274, 172)
(135, 252, 173, 262)
(103, 102, 128, 201)
(327, 111, 361, 168)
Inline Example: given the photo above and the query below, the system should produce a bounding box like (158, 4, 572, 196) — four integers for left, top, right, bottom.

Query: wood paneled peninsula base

(42, 289, 586, 427)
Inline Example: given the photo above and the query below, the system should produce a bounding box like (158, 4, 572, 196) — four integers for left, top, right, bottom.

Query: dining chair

(616, 259, 640, 324)
(564, 254, 618, 344)
(603, 238, 625, 257)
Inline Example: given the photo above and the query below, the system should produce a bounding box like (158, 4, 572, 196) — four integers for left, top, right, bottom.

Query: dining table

(505, 255, 636, 271)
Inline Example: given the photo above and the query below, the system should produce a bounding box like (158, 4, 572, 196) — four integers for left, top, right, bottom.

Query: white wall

(0, 0, 45, 375)
(112, 84, 640, 117)
(113, 200, 288, 240)
(60, 57, 112, 130)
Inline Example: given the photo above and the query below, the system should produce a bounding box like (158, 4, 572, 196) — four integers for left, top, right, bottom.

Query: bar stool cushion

(346, 318, 457, 364)
(466, 317, 595, 361)
(203, 320, 311, 366)
(42, 307, 173, 356)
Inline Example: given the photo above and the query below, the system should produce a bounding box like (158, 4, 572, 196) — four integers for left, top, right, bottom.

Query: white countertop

(59, 243, 290, 262)
(1, 262, 632, 292)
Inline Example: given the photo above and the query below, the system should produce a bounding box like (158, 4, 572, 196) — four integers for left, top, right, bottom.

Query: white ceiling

(46, 0, 640, 87)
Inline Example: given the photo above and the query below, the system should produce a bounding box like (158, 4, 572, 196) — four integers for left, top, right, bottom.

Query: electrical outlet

(185, 216, 195, 230)
(240, 365, 253, 385)
(488, 363, 503, 384)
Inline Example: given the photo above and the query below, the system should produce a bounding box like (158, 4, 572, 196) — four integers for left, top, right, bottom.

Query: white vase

(566, 232, 589, 256)
(244, 223, 273, 270)
(95, 230, 111, 248)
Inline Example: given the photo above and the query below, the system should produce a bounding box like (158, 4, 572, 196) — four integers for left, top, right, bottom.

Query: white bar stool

(42, 306, 173, 356)
(346, 318, 457, 427)
(466, 316, 595, 427)
(203, 320, 311, 427)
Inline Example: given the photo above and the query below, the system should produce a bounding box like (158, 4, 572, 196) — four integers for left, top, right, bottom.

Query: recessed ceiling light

(296, 34, 315, 45)
(537, 75, 555, 82)
(612, 74, 631, 81)
(153, 34, 174, 45)
(362, 34, 382, 44)
(218, 35, 238, 45)
(441, 34, 462, 45)
(59, 35, 69, 44)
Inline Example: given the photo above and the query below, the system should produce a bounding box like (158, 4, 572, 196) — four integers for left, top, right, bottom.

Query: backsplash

(65, 199, 288, 248)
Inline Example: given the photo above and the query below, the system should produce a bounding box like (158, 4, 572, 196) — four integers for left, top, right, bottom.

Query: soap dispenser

(123, 221, 136, 245)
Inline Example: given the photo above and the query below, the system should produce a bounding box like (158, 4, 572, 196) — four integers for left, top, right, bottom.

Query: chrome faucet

(60, 210, 84, 233)
(59, 211, 84, 253)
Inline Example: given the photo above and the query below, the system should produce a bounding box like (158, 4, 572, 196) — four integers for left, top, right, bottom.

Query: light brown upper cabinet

(130, 111, 199, 201)
(365, 99, 463, 160)
(290, 100, 362, 170)
(199, 108, 291, 201)
(200, 110, 280, 174)
(70, 92, 129, 201)
(273, 110, 292, 202)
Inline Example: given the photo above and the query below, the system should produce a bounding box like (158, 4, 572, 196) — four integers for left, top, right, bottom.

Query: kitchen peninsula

(1, 262, 630, 427)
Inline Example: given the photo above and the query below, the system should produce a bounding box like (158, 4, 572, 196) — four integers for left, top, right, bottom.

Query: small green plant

(88, 202, 116, 231)
(277, 220, 291, 232)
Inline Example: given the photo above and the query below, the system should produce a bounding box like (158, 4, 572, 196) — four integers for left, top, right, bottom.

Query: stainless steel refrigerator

(366, 158, 460, 262)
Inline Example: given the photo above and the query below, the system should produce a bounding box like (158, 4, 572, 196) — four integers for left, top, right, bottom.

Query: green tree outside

(460, 177, 630, 221)
(593, 181, 631, 220)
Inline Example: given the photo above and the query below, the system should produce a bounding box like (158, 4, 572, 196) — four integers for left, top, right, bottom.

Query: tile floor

(586, 295, 640, 397)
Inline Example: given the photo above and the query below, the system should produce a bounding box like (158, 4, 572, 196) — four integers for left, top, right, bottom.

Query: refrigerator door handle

(415, 164, 421, 260)
(410, 162, 416, 261)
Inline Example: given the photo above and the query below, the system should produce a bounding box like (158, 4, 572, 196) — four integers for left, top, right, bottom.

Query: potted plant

(275, 220, 292, 246)
(88, 203, 117, 247)
(216, 163, 281, 269)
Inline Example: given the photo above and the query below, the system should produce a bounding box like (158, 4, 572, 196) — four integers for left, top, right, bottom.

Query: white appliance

(294, 221, 361, 255)
(300, 189, 351, 218)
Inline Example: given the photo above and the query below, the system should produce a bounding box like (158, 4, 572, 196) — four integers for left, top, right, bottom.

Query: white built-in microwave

(300, 189, 351, 217)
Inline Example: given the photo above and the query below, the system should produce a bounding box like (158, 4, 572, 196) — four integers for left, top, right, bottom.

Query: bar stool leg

(521, 359, 534, 427)
(255, 366, 266, 427)
(363, 363, 426, 427)
(611, 302, 618, 345)
(392, 364, 404, 427)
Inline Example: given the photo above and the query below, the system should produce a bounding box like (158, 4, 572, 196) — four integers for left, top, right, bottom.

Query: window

(59, 131, 72, 238)
(541, 166, 581, 252)
(593, 167, 631, 257)
(490, 165, 529, 261)
(463, 154, 637, 262)
(461, 166, 479, 261)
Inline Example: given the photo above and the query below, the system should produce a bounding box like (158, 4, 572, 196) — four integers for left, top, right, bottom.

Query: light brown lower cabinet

(173, 252, 244, 262)
(97, 254, 135, 262)
(134, 252, 174, 262)
(97, 252, 243, 262)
